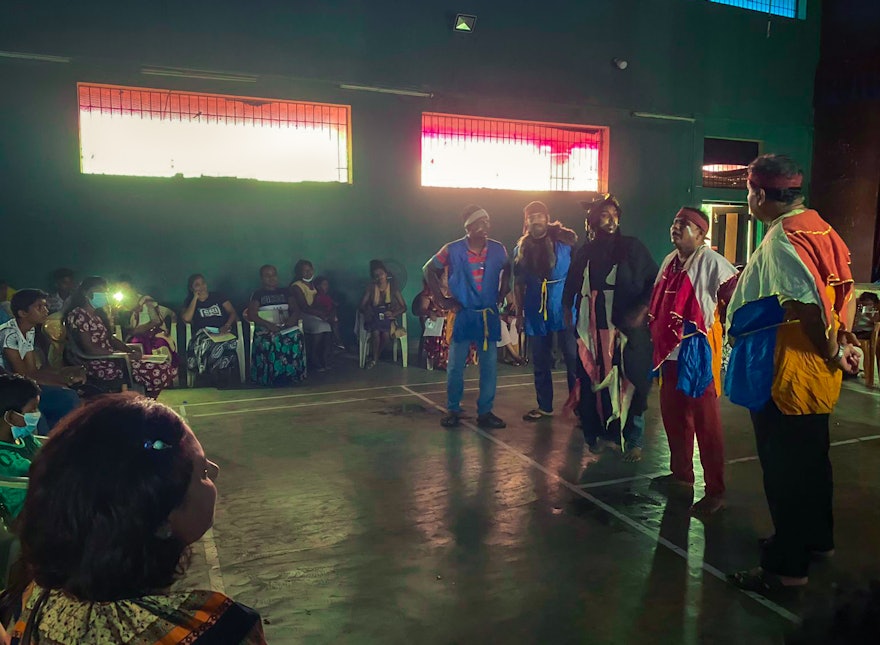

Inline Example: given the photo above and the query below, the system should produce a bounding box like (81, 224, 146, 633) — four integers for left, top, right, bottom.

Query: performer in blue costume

(423, 205, 512, 429)
(514, 201, 579, 422)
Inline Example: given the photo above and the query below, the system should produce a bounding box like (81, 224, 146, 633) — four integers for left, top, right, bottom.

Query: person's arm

(181, 296, 199, 324)
(220, 300, 238, 334)
(497, 250, 512, 306)
(390, 289, 407, 318)
(716, 274, 739, 328)
(423, 246, 460, 312)
(3, 347, 69, 386)
(290, 285, 327, 320)
(784, 301, 859, 374)
(248, 298, 280, 334)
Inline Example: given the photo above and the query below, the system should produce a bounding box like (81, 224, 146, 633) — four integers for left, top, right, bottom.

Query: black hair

(293, 260, 313, 280)
(859, 292, 879, 304)
(0, 373, 41, 416)
(748, 154, 804, 204)
(62, 276, 110, 328)
(258, 264, 276, 278)
(314, 275, 329, 287)
(13, 394, 194, 602)
(10, 289, 48, 320)
(369, 260, 387, 275)
(584, 194, 624, 220)
(186, 274, 205, 294)
(51, 268, 74, 283)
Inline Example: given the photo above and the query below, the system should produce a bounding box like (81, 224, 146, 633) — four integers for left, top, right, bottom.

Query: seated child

(498, 302, 525, 367)
(314, 276, 345, 350)
(0, 373, 42, 523)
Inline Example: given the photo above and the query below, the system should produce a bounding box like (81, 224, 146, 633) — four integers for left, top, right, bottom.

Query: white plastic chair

(355, 311, 408, 368)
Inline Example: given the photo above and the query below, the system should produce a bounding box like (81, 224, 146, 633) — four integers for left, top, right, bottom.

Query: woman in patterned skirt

(182, 274, 240, 388)
(63, 277, 177, 397)
(247, 265, 306, 386)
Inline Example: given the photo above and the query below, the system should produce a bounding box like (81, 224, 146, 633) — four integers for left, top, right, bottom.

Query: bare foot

(622, 447, 642, 462)
(690, 495, 725, 516)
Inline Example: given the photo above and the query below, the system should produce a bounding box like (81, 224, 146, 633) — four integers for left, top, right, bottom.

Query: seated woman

(249, 264, 306, 386)
(854, 291, 879, 341)
(5, 393, 267, 644)
(359, 260, 407, 369)
(182, 274, 240, 388)
(63, 277, 177, 397)
(413, 274, 475, 371)
(0, 374, 42, 523)
(118, 276, 180, 370)
(290, 259, 333, 371)
(0, 289, 84, 430)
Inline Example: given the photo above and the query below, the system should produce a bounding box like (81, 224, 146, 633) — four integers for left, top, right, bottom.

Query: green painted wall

(0, 0, 821, 338)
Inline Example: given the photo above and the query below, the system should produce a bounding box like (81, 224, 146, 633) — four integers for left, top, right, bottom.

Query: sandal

(522, 409, 553, 421)
(728, 569, 805, 596)
(440, 414, 462, 428)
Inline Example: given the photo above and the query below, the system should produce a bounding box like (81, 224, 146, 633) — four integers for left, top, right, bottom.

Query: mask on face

(4, 410, 40, 440)
(90, 292, 109, 309)
(302, 275, 314, 283)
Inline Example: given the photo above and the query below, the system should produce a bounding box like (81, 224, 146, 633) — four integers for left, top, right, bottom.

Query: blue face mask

(90, 292, 109, 309)
(6, 411, 40, 440)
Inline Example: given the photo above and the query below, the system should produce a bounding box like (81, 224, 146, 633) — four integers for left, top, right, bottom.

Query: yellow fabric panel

(772, 286, 842, 415)
(709, 309, 724, 397)
(293, 280, 315, 306)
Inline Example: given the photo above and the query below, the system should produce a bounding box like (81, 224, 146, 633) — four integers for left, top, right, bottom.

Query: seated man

(0, 373, 42, 522)
(853, 291, 879, 341)
(0, 289, 84, 430)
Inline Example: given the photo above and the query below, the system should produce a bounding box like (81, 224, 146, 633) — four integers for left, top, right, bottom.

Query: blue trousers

(530, 329, 578, 413)
(447, 339, 497, 416)
(38, 384, 81, 432)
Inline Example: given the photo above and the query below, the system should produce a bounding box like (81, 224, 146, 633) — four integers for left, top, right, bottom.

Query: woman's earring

(155, 523, 173, 540)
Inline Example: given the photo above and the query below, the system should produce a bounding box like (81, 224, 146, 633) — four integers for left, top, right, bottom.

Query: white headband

(463, 209, 490, 228)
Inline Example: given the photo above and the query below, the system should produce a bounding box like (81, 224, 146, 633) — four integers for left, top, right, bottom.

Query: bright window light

(421, 113, 607, 192)
(78, 84, 351, 183)
(708, 0, 799, 19)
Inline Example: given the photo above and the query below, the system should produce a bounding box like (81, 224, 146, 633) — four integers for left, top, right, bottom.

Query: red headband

(747, 171, 803, 190)
(674, 208, 709, 234)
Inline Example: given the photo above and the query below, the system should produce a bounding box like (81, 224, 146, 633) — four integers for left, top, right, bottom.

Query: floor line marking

(179, 406, 226, 595)
(399, 385, 800, 625)
(188, 380, 568, 419)
(579, 435, 880, 489)
(178, 371, 546, 408)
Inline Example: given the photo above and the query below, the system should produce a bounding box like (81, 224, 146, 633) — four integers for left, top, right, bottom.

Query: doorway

(702, 203, 762, 267)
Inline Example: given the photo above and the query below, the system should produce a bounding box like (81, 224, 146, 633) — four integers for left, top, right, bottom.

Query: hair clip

(144, 439, 172, 450)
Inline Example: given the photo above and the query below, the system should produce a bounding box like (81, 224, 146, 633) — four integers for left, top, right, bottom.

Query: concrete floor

(161, 358, 880, 645)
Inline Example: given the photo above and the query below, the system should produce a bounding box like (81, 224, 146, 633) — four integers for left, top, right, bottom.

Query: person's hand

(128, 347, 143, 360)
(219, 323, 232, 335)
(623, 306, 648, 329)
(838, 344, 861, 375)
(515, 306, 525, 329)
(61, 366, 87, 386)
(444, 297, 462, 313)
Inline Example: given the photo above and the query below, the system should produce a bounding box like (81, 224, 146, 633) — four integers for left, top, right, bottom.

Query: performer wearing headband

(423, 205, 511, 429)
(514, 201, 579, 422)
(648, 207, 738, 516)
(562, 194, 658, 462)
(726, 154, 859, 595)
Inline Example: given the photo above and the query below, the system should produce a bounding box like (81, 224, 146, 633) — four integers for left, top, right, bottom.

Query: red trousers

(660, 361, 725, 497)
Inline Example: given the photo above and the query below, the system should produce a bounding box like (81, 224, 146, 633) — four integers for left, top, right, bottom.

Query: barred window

(421, 113, 607, 192)
(708, 0, 800, 19)
(78, 83, 351, 183)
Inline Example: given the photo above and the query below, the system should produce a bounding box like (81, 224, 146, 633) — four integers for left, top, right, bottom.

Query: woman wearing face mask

(0, 374, 42, 522)
(62, 277, 177, 397)
(290, 259, 333, 371)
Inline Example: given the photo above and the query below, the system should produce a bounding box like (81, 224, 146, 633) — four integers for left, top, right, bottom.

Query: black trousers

(752, 400, 834, 578)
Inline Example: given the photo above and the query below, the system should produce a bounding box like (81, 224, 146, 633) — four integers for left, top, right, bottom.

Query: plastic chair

(63, 328, 143, 394)
(355, 311, 408, 368)
(863, 322, 880, 388)
(241, 309, 304, 381)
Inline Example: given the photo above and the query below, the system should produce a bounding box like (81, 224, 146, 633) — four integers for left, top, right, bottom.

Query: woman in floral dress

(63, 277, 177, 397)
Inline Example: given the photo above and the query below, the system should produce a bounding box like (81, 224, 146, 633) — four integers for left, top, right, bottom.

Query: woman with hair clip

(4, 393, 267, 644)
